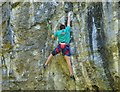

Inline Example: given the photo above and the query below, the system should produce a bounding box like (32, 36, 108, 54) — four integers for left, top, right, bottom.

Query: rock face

(1, 2, 119, 91)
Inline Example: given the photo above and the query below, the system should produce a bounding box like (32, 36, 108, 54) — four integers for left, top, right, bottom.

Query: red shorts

(52, 44, 71, 56)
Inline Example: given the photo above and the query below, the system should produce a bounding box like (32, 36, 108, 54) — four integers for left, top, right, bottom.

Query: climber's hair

(60, 24, 65, 30)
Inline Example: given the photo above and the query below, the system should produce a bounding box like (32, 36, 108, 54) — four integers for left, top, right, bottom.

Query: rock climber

(43, 12, 75, 81)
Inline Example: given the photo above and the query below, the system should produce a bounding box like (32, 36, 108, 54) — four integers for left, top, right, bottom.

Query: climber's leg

(62, 45, 75, 80)
(64, 55, 75, 80)
(62, 44, 73, 75)
(64, 55, 73, 76)
(44, 44, 61, 67)
(44, 54, 53, 66)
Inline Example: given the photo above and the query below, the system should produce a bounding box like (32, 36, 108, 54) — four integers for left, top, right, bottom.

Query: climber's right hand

(68, 11, 72, 17)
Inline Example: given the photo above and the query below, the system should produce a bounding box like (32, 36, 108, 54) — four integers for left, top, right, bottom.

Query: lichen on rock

(1, 1, 119, 91)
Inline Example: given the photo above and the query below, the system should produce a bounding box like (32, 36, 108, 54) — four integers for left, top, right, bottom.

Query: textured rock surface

(1, 1, 119, 91)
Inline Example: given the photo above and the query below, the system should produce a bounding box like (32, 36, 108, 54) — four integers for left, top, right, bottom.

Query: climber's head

(60, 24, 65, 30)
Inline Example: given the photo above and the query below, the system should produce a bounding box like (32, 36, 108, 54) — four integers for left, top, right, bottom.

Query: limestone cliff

(0, 1, 119, 91)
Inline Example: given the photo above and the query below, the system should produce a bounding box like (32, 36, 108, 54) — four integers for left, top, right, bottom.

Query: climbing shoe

(70, 75, 75, 81)
(43, 64, 47, 69)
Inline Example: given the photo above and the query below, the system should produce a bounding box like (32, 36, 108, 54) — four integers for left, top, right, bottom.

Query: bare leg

(45, 54, 53, 65)
(64, 55, 73, 76)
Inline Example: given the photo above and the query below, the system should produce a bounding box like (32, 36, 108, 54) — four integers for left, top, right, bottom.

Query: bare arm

(67, 12, 71, 26)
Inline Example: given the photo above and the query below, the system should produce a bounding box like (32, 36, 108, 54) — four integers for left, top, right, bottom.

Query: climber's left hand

(51, 35, 55, 39)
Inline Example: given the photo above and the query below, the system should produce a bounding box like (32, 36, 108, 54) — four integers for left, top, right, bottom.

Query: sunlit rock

(1, 1, 119, 91)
